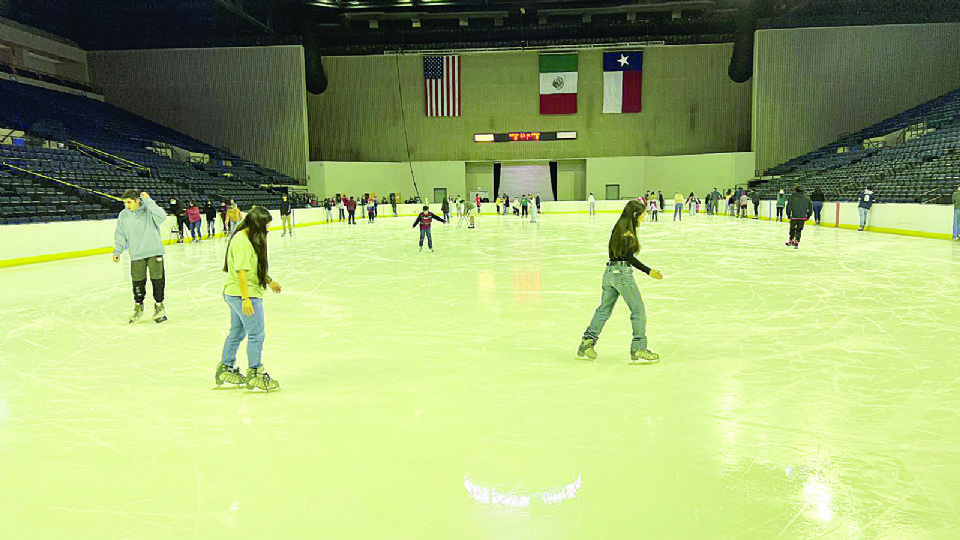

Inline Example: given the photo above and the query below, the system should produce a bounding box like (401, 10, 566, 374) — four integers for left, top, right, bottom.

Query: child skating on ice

(413, 205, 446, 251)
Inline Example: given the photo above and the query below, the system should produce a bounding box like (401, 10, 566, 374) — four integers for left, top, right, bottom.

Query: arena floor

(2, 211, 960, 538)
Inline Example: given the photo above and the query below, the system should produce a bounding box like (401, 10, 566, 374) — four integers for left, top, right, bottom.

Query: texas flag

(602, 51, 642, 114)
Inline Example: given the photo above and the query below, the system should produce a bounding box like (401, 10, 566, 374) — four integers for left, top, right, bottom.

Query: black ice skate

(629, 349, 660, 365)
(246, 367, 280, 392)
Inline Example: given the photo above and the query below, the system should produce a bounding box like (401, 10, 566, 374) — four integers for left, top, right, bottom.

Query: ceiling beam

(211, 0, 276, 33)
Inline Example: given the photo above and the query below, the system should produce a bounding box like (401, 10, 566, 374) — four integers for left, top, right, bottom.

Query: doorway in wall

(433, 188, 447, 205)
(605, 184, 620, 200)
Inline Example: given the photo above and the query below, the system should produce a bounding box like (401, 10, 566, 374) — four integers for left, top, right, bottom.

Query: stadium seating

(757, 88, 960, 203)
(0, 78, 303, 225)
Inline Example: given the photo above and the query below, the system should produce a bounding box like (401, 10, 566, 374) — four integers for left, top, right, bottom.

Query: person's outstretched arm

(412, 215, 422, 228)
(432, 212, 446, 223)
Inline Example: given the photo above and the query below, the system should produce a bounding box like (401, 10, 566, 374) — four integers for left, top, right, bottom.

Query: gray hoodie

(113, 197, 167, 260)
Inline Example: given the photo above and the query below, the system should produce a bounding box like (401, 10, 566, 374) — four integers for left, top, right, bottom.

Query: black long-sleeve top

(610, 253, 652, 275)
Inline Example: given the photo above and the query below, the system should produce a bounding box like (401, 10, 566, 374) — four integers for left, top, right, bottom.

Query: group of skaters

(166, 194, 297, 242)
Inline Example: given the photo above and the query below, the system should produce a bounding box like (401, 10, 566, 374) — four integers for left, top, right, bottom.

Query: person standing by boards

(280, 195, 294, 237)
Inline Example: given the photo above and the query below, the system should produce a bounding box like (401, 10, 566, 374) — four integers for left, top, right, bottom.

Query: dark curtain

(549, 161, 558, 201)
(493, 162, 501, 198)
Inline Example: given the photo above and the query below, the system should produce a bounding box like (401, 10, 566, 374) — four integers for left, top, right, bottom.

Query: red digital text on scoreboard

(507, 132, 541, 141)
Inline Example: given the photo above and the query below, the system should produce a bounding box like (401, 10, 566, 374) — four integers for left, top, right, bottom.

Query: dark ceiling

(1, 0, 959, 54)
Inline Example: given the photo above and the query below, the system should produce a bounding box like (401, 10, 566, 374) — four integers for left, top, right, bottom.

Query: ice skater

(857, 187, 874, 231)
(204, 200, 217, 238)
(588, 193, 596, 218)
(577, 200, 663, 364)
(673, 192, 684, 221)
(785, 186, 813, 249)
(648, 197, 659, 221)
(112, 190, 168, 324)
(811, 187, 825, 225)
(441, 196, 451, 223)
(775, 189, 787, 222)
(413, 205, 446, 251)
(216, 206, 283, 391)
(280, 195, 293, 236)
(530, 196, 539, 223)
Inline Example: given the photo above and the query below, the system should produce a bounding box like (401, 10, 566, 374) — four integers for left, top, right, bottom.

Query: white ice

(2, 211, 960, 539)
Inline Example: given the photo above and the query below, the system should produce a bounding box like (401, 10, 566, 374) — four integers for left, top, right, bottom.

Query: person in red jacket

(345, 197, 357, 225)
(412, 205, 446, 252)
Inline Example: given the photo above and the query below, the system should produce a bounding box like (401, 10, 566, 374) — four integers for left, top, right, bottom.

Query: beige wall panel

(88, 46, 309, 181)
(753, 23, 960, 171)
(310, 44, 751, 162)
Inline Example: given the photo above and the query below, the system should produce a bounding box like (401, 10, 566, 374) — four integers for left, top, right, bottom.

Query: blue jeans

(221, 295, 265, 369)
(954, 209, 960, 238)
(812, 202, 823, 223)
(858, 207, 869, 229)
(189, 220, 201, 240)
(674, 203, 683, 220)
(419, 228, 433, 248)
(583, 264, 648, 353)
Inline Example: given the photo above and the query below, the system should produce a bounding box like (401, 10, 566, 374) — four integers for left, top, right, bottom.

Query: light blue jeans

(221, 295, 265, 369)
(954, 209, 960, 238)
(583, 263, 648, 353)
(674, 203, 683, 220)
(858, 207, 869, 229)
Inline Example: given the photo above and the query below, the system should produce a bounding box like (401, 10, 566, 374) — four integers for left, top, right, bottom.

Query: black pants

(776, 207, 784, 220)
(131, 256, 165, 304)
(522, 206, 528, 217)
(348, 210, 356, 224)
(339, 208, 345, 220)
(789, 219, 806, 243)
(753, 202, 760, 217)
(176, 217, 187, 238)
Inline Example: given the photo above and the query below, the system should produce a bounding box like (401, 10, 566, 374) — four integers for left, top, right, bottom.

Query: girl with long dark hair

(577, 200, 664, 364)
(216, 206, 283, 391)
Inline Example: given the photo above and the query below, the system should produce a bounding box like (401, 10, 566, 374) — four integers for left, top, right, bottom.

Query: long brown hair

(608, 200, 646, 259)
(223, 206, 272, 288)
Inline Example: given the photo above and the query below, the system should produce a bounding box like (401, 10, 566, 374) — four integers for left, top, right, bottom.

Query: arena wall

(308, 44, 752, 162)
(753, 23, 960, 172)
(88, 46, 310, 182)
(309, 152, 754, 202)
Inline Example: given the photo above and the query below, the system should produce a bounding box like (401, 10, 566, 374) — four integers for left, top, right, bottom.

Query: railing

(0, 59, 104, 95)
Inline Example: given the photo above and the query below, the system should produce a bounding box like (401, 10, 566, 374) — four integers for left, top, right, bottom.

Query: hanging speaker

(728, 0, 772, 84)
(303, 27, 328, 95)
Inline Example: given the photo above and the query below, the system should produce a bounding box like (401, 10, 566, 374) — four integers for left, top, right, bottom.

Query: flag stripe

(622, 71, 642, 113)
(540, 93, 577, 115)
(539, 54, 578, 73)
(602, 71, 623, 113)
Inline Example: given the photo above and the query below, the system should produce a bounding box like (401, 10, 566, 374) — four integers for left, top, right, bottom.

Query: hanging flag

(423, 55, 461, 117)
(539, 54, 578, 115)
(603, 51, 643, 114)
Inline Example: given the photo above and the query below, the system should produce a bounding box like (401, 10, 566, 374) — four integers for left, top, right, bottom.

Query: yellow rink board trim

(1, 210, 954, 268)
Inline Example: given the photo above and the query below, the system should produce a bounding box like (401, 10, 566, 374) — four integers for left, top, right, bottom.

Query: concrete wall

(88, 46, 310, 181)
(309, 44, 751, 162)
(311, 152, 753, 202)
(0, 18, 88, 82)
(753, 23, 960, 172)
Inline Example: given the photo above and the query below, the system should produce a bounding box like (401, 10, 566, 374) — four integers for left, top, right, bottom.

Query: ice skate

(215, 363, 247, 386)
(129, 303, 144, 324)
(629, 349, 660, 365)
(246, 367, 280, 392)
(576, 338, 598, 360)
(153, 302, 167, 323)
(419, 245, 423, 252)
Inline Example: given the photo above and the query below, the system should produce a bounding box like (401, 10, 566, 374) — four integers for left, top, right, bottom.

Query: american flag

(423, 55, 461, 117)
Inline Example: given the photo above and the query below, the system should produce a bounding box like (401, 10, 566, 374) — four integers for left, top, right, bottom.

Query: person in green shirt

(216, 206, 283, 391)
(776, 189, 787, 222)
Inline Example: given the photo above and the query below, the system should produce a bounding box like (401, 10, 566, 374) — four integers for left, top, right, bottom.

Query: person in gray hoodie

(113, 190, 169, 323)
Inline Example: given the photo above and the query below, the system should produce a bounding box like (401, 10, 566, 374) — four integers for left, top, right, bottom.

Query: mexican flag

(539, 54, 578, 115)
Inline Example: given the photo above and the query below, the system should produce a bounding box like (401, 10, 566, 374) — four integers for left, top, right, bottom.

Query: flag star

(618, 54, 630, 67)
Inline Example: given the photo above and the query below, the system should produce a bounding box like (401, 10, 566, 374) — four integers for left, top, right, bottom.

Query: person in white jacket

(588, 193, 596, 217)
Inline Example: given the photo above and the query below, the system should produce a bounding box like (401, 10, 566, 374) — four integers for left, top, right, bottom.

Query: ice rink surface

(2, 210, 960, 539)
